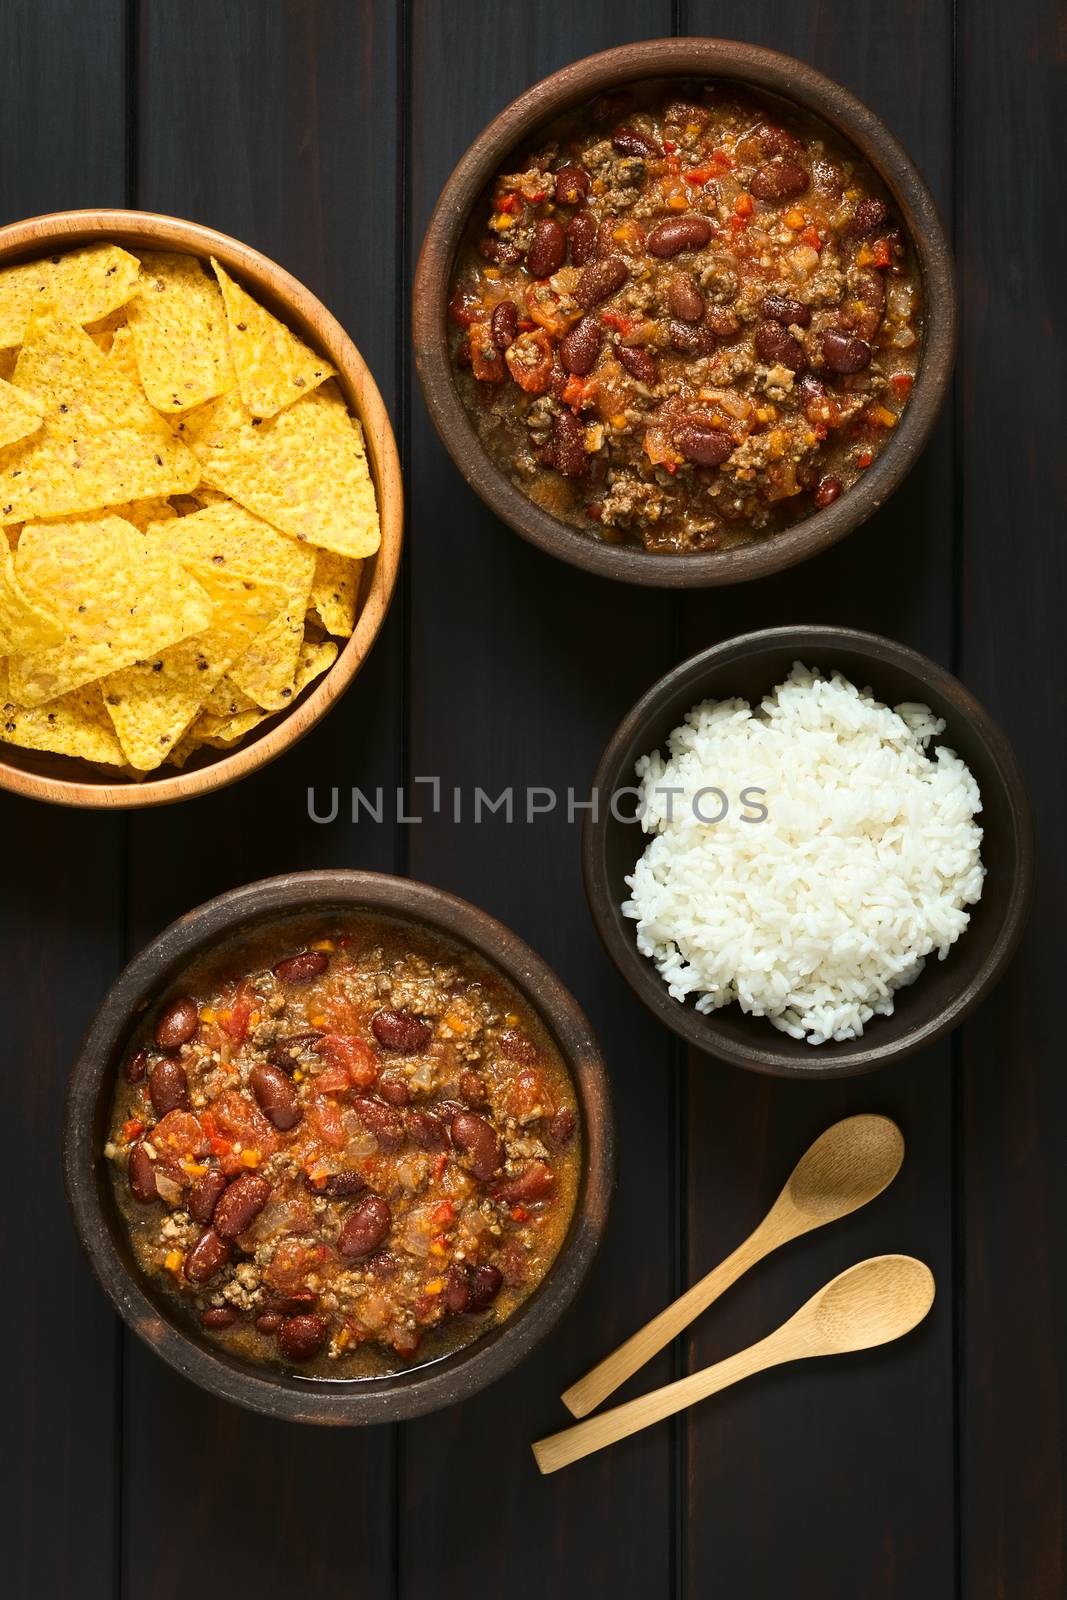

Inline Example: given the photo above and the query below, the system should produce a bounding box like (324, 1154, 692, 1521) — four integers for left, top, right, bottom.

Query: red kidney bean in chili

(106, 915, 582, 1375)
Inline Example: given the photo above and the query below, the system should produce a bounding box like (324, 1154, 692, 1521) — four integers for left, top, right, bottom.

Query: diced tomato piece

(220, 983, 254, 1044)
(212, 1089, 279, 1157)
(121, 1117, 144, 1143)
(265, 1238, 322, 1296)
(469, 319, 505, 383)
(431, 1200, 455, 1227)
(149, 1110, 210, 1178)
(315, 1033, 379, 1089)
(502, 1067, 553, 1123)
(308, 1095, 346, 1150)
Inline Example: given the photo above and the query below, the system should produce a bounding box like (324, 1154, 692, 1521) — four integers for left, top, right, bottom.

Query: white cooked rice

(622, 662, 985, 1045)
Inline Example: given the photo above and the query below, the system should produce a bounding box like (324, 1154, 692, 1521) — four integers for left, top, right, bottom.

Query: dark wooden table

(3, 2, 1062, 1595)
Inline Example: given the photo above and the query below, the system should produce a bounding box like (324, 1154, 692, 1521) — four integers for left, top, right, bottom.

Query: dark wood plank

(680, 4, 958, 1594)
(0, 5, 127, 1596)
(956, 2, 1066, 1594)
(121, 5, 403, 1594)
(402, 4, 684, 1595)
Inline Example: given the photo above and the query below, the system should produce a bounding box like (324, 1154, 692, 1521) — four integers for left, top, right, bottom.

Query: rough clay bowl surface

(0, 209, 404, 809)
(583, 627, 1033, 1077)
(64, 871, 614, 1424)
(413, 37, 956, 588)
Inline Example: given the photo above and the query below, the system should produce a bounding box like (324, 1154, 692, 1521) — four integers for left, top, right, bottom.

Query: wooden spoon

(561, 1114, 904, 1419)
(534, 1253, 934, 1475)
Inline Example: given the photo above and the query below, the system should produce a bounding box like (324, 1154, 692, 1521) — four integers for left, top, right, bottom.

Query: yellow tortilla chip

(10, 516, 213, 705)
(212, 258, 334, 417)
(0, 244, 140, 348)
(127, 252, 233, 413)
(0, 376, 45, 450)
(199, 638, 337, 743)
(107, 324, 141, 385)
(101, 565, 288, 769)
(86, 306, 128, 353)
(310, 550, 362, 637)
(0, 544, 64, 654)
(0, 310, 201, 523)
(0, 349, 16, 382)
(201, 675, 258, 718)
(147, 498, 316, 709)
(184, 381, 379, 558)
(0, 661, 125, 765)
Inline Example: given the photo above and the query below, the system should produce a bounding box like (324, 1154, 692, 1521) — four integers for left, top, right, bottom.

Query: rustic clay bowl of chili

(0, 209, 403, 808)
(584, 627, 1032, 1076)
(413, 38, 955, 586)
(65, 871, 613, 1424)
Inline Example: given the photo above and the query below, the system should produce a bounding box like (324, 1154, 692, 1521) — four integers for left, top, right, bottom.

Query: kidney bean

(444, 1265, 471, 1313)
(559, 314, 602, 376)
(814, 474, 843, 508)
(148, 1056, 188, 1117)
(841, 270, 885, 340)
(547, 1106, 577, 1149)
(755, 122, 801, 158)
(184, 1227, 231, 1284)
(526, 217, 566, 279)
(467, 1264, 504, 1311)
(450, 1112, 502, 1180)
(496, 1160, 555, 1204)
(590, 89, 636, 128)
(267, 1030, 323, 1074)
(187, 1167, 227, 1225)
(350, 1095, 405, 1151)
(647, 215, 713, 258)
(796, 374, 828, 419)
(213, 1172, 271, 1240)
(669, 320, 716, 358)
(338, 1194, 392, 1259)
(459, 1071, 488, 1108)
(554, 164, 590, 206)
(846, 196, 889, 238)
(128, 1142, 158, 1204)
(250, 1063, 302, 1131)
(124, 1047, 150, 1084)
(611, 125, 661, 160)
(761, 293, 811, 329)
(575, 255, 628, 309)
(406, 1108, 448, 1152)
(498, 1027, 537, 1063)
(663, 96, 711, 129)
(567, 210, 598, 266)
(255, 1310, 283, 1333)
(548, 409, 586, 478)
(821, 330, 872, 373)
(706, 305, 741, 339)
(490, 299, 519, 351)
(377, 1074, 411, 1107)
(674, 421, 734, 467)
(371, 1008, 431, 1053)
(477, 233, 521, 266)
(154, 996, 198, 1052)
(273, 950, 329, 985)
(667, 273, 705, 323)
(201, 1306, 238, 1330)
(305, 1169, 367, 1199)
(278, 1314, 328, 1362)
(754, 319, 807, 373)
(750, 158, 809, 201)
(366, 1251, 397, 1280)
(617, 344, 659, 385)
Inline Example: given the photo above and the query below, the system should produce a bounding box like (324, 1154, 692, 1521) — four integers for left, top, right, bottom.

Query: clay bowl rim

(583, 626, 1034, 1077)
(413, 35, 956, 589)
(63, 870, 614, 1425)
(0, 208, 404, 810)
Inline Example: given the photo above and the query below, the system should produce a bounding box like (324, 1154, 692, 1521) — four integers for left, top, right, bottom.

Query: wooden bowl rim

(582, 626, 1034, 1076)
(63, 870, 615, 1424)
(413, 36, 956, 588)
(0, 208, 404, 809)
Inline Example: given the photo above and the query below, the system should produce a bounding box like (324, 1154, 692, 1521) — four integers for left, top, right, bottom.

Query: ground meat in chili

(448, 80, 922, 553)
(106, 915, 581, 1375)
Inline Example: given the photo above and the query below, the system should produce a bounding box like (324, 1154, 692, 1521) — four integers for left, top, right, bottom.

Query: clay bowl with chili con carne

(64, 871, 613, 1424)
(584, 627, 1032, 1075)
(0, 209, 403, 809)
(413, 38, 955, 586)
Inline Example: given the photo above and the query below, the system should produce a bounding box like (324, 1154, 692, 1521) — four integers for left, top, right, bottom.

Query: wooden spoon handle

(536, 1333, 788, 1475)
(561, 1228, 771, 1418)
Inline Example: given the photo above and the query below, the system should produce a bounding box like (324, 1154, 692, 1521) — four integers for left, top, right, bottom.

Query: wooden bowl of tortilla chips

(0, 209, 402, 808)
